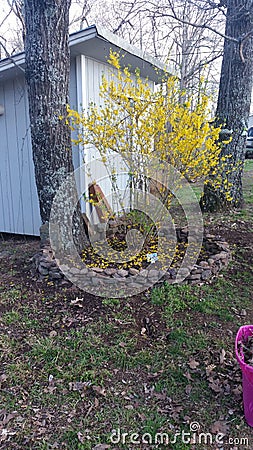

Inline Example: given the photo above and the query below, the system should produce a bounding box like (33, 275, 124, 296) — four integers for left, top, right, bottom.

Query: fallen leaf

(143, 383, 155, 395)
(92, 385, 106, 396)
(49, 330, 57, 338)
(211, 420, 229, 435)
(220, 349, 226, 364)
(154, 391, 168, 400)
(147, 372, 159, 380)
(184, 371, 193, 381)
(0, 374, 7, 383)
(188, 359, 199, 369)
(0, 429, 8, 442)
(77, 432, 85, 443)
(69, 381, 91, 391)
(70, 297, 84, 308)
(206, 364, 216, 377)
(232, 386, 242, 396)
(185, 385, 192, 395)
(48, 374, 54, 384)
(137, 412, 146, 421)
(92, 445, 110, 450)
(2, 412, 18, 426)
(209, 380, 223, 393)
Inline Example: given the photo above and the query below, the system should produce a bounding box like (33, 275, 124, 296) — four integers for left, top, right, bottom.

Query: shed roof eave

(0, 25, 167, 82)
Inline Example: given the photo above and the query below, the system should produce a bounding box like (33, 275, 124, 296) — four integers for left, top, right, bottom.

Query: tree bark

(24, 0, 88, 250)
(201, 0, 253, 212)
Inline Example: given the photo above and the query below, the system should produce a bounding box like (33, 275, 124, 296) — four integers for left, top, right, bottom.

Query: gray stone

(209, 252, 228, 262)
(113, 273, 122, 278)
(49, 271, 62, 280)
(92, 267, 104, 273)
(117, 269, 129, 277)
(139, 270, 148, 278)
(217, 242, 230, 251)
(191, 268, 203, 275)
(188, 273, 201, 281)
(178, 268, 190, 276)
(129, 267, 139, 276)
(104, 268, 117, 276)
(199, 261, 209, 268)
(147, 269, 160, 280)
(205, 234, 216, 239)
(201, 269, 212, 281)
(69, 267, 81, 274)
(188, 279, 201, 285)
(211, 265, 219, 274)
(38, 266, 49, 276)
(163, 272, 173, 281)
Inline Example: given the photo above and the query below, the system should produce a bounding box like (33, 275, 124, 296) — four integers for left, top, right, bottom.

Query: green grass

(0, 163, 253, 448)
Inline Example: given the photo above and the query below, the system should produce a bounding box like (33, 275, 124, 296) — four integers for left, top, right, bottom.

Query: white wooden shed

(0, 25, 163, 236)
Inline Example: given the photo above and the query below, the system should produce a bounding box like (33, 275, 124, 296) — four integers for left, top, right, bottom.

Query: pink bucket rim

(235, 325, 253, 371)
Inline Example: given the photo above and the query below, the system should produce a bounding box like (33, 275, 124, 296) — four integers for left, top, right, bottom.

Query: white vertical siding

(83, 57, 155, 222)
(84, 57, 131, 221)
(0, 53, 156, 234)
(0, 76, 41, 235)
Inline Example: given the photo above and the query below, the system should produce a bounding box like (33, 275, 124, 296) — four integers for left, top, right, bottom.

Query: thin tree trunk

(24, 0, 88, 250)
(201, 0, 253, 212)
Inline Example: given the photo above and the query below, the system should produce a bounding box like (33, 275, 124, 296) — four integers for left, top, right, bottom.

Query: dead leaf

(70, 297, 84, 308)
(185, 385, 192, 395)
(69, 381, 91, 391)
(137, 412, 146, 421)
(49, 330, 57, 338)
(2, 412, 18, 426)
(211, 420, 229, 435)
(0, 429, 8, 442)
(92, 445, 110, 450)
(209, 380, 223, 393)
(77, 432, 85, 443)
(206, 364, 216, 377)
(154, 391, 168, 400)
(92, 385, 106, 396)
(125, 404, 134, 410)
(232, 386, 242, 396)
(143, 383, 155, 395)
(0, 374, 7, 384)
(188, 359, 199, 369)
(147, 372, 159, 380)
(184, 371, 193, 381)
(220, 348, 226, 364)
(141, 327, 146, 335)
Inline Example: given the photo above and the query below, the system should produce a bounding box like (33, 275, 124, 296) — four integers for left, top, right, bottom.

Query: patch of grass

(0, 165, 253, 448)
(1, 309, 21, 324)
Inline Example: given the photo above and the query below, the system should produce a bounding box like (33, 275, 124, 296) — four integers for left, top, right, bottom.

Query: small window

(248, 127, 253, 137)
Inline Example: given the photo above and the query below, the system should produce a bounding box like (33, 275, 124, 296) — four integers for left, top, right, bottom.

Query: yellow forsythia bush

(67, 51, 222, 194)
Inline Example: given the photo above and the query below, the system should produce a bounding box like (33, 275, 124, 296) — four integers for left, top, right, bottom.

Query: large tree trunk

(201, 0, 253, 212)
(24, 0, 87, 250)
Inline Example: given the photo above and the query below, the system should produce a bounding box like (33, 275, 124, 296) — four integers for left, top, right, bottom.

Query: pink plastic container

(235, 325, 253, 427)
